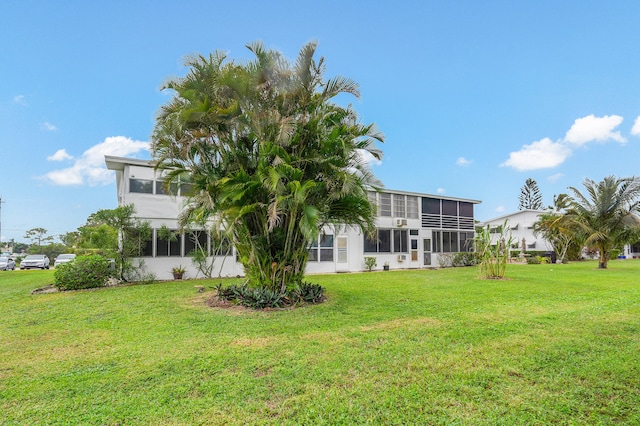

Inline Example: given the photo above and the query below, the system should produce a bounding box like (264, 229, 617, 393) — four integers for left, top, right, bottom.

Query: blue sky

(2, 0, 640, 244)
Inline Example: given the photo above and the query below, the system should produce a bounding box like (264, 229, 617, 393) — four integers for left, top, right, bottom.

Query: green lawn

(1, 261, 639, 425)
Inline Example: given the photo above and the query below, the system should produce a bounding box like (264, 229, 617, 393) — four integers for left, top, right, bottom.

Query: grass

(1, 261, 639, 424)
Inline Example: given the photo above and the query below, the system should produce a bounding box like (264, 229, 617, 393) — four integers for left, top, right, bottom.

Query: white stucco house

(105, 156, 481, 280)
(477, 209, 553, 253)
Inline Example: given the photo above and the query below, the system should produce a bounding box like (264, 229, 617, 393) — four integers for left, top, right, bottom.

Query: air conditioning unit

(395, 219, 407, 227)
(397, 254, 407, 261)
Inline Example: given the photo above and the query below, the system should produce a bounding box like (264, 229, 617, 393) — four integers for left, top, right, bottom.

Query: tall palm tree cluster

(534, 176, 640, 269)
(151, 42, 383, 292)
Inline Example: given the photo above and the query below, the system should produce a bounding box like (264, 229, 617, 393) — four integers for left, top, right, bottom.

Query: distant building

(477, 209, 553, 253)
(105, 156, 481, 280)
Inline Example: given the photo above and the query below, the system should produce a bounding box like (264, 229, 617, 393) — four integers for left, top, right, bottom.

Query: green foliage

(89, 205, 152, 281)
(152, 41, 383, 292)
(475, 220, 514, 279)
(526, 256, 541, 264)
(295, 281, 326, 303)
(567, 176, 640, 268)
(216, 281, 325, 309)
(536, 255, 550, 264)
(452, 252, 480, 267)
(24, 227, 53, 247)
(437, 252, 454, 268)
(518, 178, 543, 210)
(364, 256, 377, 271)
(53, 254, 113, 291)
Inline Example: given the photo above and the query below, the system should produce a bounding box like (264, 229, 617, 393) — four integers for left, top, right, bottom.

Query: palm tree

(533, 194, 573, 263)
(151, 42, 383, 292)
(566, 176, 640, 268)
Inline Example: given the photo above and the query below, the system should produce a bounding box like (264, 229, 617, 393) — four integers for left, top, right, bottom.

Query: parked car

(54, 253, 76, 268)
(20, 254, 50, 270)
(0, 255, 15, 271)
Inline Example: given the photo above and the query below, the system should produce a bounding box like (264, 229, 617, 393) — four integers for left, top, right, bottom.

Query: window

(156, 229, 182, 257)
(130, 178, 153, 194)
(337, 237, 348, 263)
(409, 229, 419, 236)
(155, 179, 178, 196)
(309, 234, 334, 261)
(442, 200, 457, 216)
(442, 231, 457, 252)
(364, 229, 391, 253)
(364, 229, 405, 253)
(180, 183, 195, 197)
(393, 194, 406, 218)
(393, 229, 408, 253)
(407, 196, 419, 219)
(459, 202, 474, 218)
(379, 193, 392, 217)
(432, 231, 473, 253)
(213, 236, 232, 256)
(422, 197, 440, 214)
(319, 234, 334, 261)
(432, 231, 442, 253)
(459, 231, 474, 252)
(185, 230, 209, 256)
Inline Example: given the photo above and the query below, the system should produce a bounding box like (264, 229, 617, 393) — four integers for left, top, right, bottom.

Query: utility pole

(0, 196, 4, 248)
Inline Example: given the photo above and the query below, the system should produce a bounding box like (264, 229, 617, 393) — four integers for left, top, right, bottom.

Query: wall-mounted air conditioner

(395, 219, 407, 227)
(397, 254, 407, 261)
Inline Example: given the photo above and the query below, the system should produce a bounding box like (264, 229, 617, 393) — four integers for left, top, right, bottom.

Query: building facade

(105, 156, 481, 280)
(477, 209, 553, 253)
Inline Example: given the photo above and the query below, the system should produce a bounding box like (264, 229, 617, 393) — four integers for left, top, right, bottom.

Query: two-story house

(105, 155, 481, 280)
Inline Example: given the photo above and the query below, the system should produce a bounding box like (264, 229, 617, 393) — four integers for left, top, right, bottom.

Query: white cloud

(547, 173, 564, 182)
(13, 95, 27, 105)
(41, 121, 58, 131)
(436, 188, 445, 194)
(47, 149, 73, 161)
(43, 136, 149, 186)
(456, 157, 472, 167)
(631, 116, 640, 136)
(564, 114, 626, 146)
(495, 206, 505, 213)
(501, 137, 571, 171)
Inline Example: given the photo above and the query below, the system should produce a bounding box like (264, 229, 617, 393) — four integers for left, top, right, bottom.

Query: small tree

(533, 193, 573, 263)
(90, 205, 152, 281)
(518, 178, 543, 210)
(24, 227, 53, 247)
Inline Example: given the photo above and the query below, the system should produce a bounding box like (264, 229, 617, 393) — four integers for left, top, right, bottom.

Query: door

(423, 238, 432, 266)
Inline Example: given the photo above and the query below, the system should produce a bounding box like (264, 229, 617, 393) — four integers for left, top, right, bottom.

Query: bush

(54, 254, 114, 291)
(363, 257, 377, 272)
(453, 252, 480, 267)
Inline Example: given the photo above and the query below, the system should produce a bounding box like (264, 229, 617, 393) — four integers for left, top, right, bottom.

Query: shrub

(453, 252, 480, 267)
(216, 281, 325, 309)
(438, 253, 454, 268)
(363, 257, 377, 272)
(54, 254, 114, 291)
(296, 282, 325, 303)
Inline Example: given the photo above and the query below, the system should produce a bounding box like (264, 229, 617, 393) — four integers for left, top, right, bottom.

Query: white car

(0, 255, 15, 270)
(20, 254, 50, 270)
(54, 254, 76, 268)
